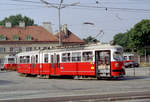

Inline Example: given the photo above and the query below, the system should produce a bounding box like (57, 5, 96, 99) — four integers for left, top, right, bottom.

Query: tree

(113, 19, 150, 55)
(113, 32, 131, 52)
(129, 19, 150, 49)
(83, 36, 99, 44)
(0, 14, 34, 27)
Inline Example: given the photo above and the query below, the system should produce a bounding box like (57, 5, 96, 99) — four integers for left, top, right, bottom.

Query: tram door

(95, 50, 111, 77)
(51, 53, 60, 75)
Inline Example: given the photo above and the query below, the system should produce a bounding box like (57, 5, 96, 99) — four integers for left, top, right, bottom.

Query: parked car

(124, 61, 139, 68)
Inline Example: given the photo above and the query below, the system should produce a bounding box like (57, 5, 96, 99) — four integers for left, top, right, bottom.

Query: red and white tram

(16, 43, 125, 79)
(4, 55, 17, 71)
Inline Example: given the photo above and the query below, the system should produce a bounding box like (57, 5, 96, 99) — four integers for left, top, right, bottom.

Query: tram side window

(51, 55, 54, 63)
(35, 55, 38, 63)
(129, 56, 134, 60)
(31, 56, 35, 64)
(19, 56, 30, 63)
(44, 54, 49, 63)
(124, 56, 127, 61)
(62, 53, 70, 62)
(82, 52, 93, 62)
(20, 56, 23, 63)
(57, 55, 60, 63)
(26, 56, 30, 63)
(72, 52, 81, 62)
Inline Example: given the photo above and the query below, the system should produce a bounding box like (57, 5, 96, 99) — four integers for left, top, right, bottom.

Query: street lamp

(83, 22, 104, 42)
(41, 0, 79, 46)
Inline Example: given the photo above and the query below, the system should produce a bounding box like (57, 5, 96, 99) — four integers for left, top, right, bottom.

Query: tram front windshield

(113, 52, 123, 61)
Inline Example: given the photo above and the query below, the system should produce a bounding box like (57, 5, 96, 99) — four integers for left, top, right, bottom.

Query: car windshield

(113, 52, 123, 61)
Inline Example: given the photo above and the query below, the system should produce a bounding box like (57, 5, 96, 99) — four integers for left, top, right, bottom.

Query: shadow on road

(0, 80, 15, 85)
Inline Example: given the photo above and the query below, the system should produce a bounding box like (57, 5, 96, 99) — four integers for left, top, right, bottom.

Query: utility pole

(41, 0, 79, 46)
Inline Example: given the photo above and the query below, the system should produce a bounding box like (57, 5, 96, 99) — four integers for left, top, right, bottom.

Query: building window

(26, 35, 32, 41)
(13, 35, 19, 41)
(16, 47, 22, 52)
(34, 47, 37, 50)
(0, 47, 5, 52)
(0, 35, 6, 40)
(10, 47, 14, 52)
(43, 47, 47, 50)
(19, 47, 22, 52)
(26, 47, 32, 51)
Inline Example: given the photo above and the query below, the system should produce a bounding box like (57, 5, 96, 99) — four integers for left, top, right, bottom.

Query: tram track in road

(0, 91, 150, 102)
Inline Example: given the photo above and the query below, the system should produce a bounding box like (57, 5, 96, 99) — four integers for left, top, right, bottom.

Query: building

(0, 22, 84, 68)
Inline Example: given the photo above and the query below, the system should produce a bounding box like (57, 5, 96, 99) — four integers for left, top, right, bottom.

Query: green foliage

(129, 19, 150, 49)
(113, 32, 131, 52)
(0, 35, 6, 40)
(83, 36, 99, 44)
(113, 19, 150, 55)
(0, 14, 34, 27)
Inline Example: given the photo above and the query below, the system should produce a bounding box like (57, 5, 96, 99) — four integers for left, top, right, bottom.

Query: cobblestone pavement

(0, 67, 150, 101)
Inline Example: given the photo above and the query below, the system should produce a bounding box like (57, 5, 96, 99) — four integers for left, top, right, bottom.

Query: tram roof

(17, 43, 122, 56)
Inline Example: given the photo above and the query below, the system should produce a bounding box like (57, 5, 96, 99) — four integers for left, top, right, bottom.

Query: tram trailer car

(123, 53, 139, 68)
(4, 55, 17, 71)
(16, 44, 125, 79)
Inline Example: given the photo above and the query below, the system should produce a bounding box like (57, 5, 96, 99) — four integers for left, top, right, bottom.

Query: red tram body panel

(16, 43, 125, 79)
(4, 55, 17, 71)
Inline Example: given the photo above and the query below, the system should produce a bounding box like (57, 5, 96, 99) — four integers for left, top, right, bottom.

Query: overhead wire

(2, 0, 150, 13)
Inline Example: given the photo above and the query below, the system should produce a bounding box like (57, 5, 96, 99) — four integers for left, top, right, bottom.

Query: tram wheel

(97, 76, 101, 80)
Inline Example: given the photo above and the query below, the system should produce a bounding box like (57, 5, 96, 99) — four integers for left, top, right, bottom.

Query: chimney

(62, 24, 70, 38)
(5, 22, 12, 28)
(19, 21, 25, 28)
(42, 22, 53, 34)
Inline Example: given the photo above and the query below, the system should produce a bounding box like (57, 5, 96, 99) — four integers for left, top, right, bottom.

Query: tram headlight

(115, 63, 119, 68)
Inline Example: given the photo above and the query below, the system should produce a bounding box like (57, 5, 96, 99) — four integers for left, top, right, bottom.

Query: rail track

(1, 91, 150, 102)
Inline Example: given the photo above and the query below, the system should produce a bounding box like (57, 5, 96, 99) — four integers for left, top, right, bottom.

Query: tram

(4, 55, 17, 71)
(16, 43, 125, 79)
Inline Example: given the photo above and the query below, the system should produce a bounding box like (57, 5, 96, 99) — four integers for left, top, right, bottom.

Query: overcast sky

(0, 0, 150, 42)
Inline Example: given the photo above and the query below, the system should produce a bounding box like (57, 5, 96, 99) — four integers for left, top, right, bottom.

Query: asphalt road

(0, 67, 150, 101)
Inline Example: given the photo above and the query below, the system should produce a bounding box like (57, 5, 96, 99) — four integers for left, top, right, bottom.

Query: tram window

(8, 58, 15, 64)
(20, 56, 23, 63)
(35, 55, 38, 63)
(97, 51, 110, 65)
(129, 56, 134, 60)
(31, 56, 35, 64)
(72, 52, 81, 62)
(124, 56, 127, 60)
(82, 52, 93, 62)
(20, 56, 30, 63)
(113, 52, 123, 61)
(51, 55, 54, 63)
(57, 55, 60, 63)
(62, 53, 70, 62)
(26, 56, 30, 63)
(44, 54, 49, 63)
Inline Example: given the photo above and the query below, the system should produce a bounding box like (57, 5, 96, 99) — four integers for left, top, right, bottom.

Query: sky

(0, 0, 150, 43)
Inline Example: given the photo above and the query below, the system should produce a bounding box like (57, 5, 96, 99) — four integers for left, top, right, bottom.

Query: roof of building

(0, 26, 58, 42)
(0, 25, 84, 44)
(54, 30, 84, 43)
